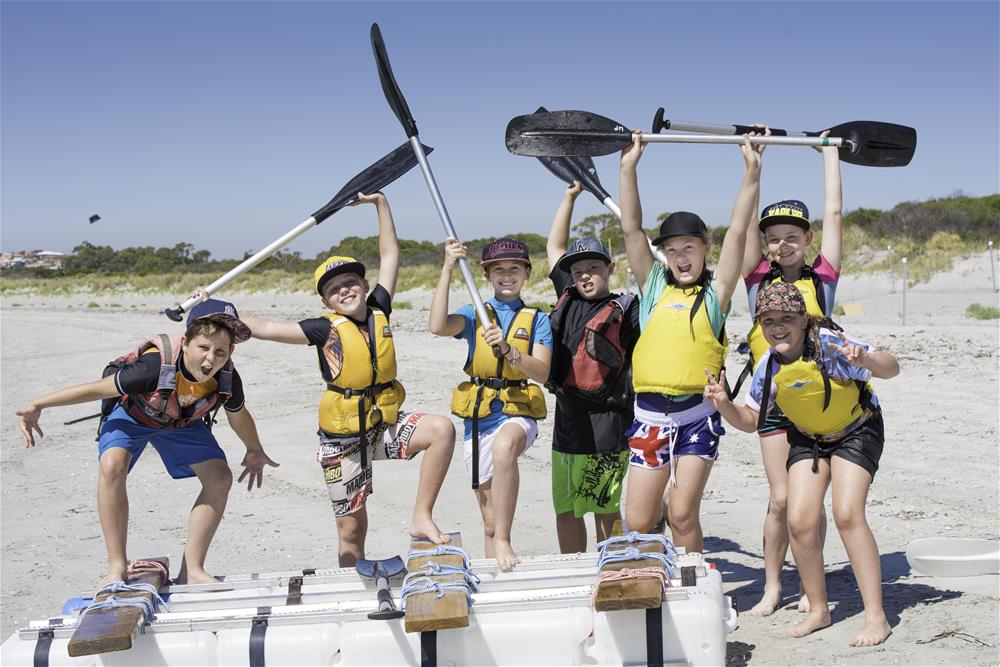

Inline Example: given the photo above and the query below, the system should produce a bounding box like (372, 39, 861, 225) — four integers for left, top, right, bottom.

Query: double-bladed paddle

(507, 110, 916, 167)
(163, 141, 431, 320)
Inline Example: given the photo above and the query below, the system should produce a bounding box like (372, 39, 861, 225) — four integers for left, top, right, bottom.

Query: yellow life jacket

(748, 265, 826, 364)
(318, 308, 405, 440)
(450, 305, 547, 421)
(632, 283, 726, 396)
(758, 351, 873, 437)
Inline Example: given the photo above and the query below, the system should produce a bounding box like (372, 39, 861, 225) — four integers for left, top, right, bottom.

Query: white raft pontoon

(3, 547, 737, 666)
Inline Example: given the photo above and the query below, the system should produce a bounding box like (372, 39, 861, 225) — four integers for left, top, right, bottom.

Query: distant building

(1, 250, 67, 270)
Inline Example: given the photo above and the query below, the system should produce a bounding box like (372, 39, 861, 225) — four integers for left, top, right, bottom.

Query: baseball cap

(187, 299, 252, 343)
(759, 199, 810, 231)
(314, 255, 366, 295)
(651, 212, 709, 246)
(755, 280, 806, 319)
(557, 237, 612, 272)
(481, 238, 531, 267)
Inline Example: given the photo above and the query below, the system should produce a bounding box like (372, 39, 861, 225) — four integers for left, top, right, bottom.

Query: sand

(2, 252, 998, 665)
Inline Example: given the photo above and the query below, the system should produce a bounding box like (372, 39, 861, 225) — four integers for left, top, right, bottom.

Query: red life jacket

(547, 289, 636, 403)
(104, 334, 234, 430)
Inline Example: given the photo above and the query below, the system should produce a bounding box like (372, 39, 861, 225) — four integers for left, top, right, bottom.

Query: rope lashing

(78, 582, 170, 632)
(591, 566, 671, 604)
(399, 574, 478, 609)
(405, 545, 472, 569)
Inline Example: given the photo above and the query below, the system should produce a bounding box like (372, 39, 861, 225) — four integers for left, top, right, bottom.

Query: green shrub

(966, 303, 1000, 320)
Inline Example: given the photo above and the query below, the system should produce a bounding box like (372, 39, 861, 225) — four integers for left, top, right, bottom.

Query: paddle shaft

(658, 117, 824, 138)
(643, 133, 850, 149)
(165, 216, 318, 320)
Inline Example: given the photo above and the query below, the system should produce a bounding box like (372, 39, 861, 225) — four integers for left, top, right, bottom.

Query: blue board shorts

(98, 404, 227, 479)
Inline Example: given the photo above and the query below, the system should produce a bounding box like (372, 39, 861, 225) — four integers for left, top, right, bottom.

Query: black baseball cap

(651, 211, 708, 246)
(481, 238, 531, 267)
(759, 199, 810, 231)
(557, 237, 612, 272)
(187, 299, 252, 344)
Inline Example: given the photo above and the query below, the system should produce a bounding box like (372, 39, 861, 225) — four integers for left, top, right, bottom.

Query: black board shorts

(786, 408, 884, 478)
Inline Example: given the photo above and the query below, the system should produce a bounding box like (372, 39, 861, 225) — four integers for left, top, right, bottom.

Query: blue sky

(2, 1, 997, 258)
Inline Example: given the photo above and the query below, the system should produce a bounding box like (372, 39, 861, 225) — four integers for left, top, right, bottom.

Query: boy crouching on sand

(429, 237, 552, 570)
(545, 182, 640, 551)
(238, 192, 455, 567)
(17, 299, 277, 587)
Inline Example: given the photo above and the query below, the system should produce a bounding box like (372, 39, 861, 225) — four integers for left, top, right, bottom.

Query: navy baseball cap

(481, 238, 531, 267)
(759, 199, 810, 231)
(187, 299, 252, 343)
(651, 211, 709, 246)
(557, 237, 612, 272)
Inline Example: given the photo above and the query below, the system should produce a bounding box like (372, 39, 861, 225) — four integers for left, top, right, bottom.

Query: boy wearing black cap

(739, 133, 843, 616)
(544, 182, 640, 552)
(617, 132, 762, 552)
(238, 192, 456, 567)
(16, 299, 277, 588)
(430, 236, 552, 570)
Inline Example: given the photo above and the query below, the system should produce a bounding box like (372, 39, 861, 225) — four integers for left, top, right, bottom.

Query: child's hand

(740, 124, 768, 169)
(481, 323, 507, 350)
(16, 404, 43, 447)
(349, 191, 386, 206)
(812, 129, 836, 155)
(566, 181, 583, 200)
(190, 287, 209, 302)
(703, 369, 730, 409)
(620, 130, 646, 171)
(829, 330, 870, 368)
(238, 450, 280, 491)
(443, 238, 467, 268)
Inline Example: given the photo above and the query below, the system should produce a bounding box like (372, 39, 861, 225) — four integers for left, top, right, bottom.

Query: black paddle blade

(507, 110, 632, 157)
(311, 142, 433, 224)
(371, 23, 418, 138)
(824, 121, 917, 167)
(532, 107, 613, 201)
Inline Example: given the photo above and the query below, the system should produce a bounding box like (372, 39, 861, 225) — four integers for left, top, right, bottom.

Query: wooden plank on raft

(404, 534, 469, 633)
(594, 542, 665, 612)
(67, 557, 169, 657)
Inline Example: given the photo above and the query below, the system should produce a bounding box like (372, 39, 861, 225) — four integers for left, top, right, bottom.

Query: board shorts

(757, 410, 792, 438)
(97, 404, 227, 479)
(552, 450, 628, 517)
(463, 416, 538, 486)
(787, 408, 884, 478)
(317, 411, 425, 518)
(626, 412, 724, 470)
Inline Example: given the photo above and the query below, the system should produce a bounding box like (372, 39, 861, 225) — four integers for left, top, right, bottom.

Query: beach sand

(2, 253, 998, 665)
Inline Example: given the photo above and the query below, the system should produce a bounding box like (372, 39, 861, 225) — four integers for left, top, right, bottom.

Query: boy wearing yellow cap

(240, 192, 456, 566)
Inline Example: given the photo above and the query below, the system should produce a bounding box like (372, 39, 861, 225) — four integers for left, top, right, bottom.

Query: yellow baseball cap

(314, 255, 366, 295)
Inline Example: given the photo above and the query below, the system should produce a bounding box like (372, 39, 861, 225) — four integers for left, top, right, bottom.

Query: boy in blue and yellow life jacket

(239, 192, 456, 567)
(429, 237, 552, 570)
(16, 300, 277, 589)
(705, 280, 898, 647)
(618, 132, 762, 552)
(544, 182, 640, 552)
(738, 129, 844, 616)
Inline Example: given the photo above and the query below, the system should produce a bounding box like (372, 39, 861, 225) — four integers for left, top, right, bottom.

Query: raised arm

(619, 132, 655, 288)
(240, 314, 309, 345)
(817, 132, 843, 271)
(428, 238, 468, 337)
(16, 375, 120, 447)
(703, 370, 759, 433)
(351, 192, 400, 299)
(741, 125, 770, 278)
(714, 136, 763, 312)
(546, 182, 583, 270)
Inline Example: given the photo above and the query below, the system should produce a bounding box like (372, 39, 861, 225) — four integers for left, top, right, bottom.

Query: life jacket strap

(324, 381, 395, 398)
(468, 376, 527, 390)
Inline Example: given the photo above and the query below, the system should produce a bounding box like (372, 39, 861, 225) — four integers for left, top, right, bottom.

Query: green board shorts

(551, 450, 628, 518)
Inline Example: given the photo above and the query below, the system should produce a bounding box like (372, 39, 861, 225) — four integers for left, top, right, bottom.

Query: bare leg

(624, 466, 670, 533)
(594, 512, 620, 545)
(556, 512, 588, 553)
(96, 448, 132, 588)
(752, 433, 791, 616)
(335, 507, 368, 567)
(474, 482, 495, 558)
(175, 458, 232, 584)
(798, 511, 828, 613)
(403, 415, 455, 544)
(786, 459, 832, 638)
(830, 457, 891, 647)
(666, 456, 713, 553)
(490, 422, 527, 570)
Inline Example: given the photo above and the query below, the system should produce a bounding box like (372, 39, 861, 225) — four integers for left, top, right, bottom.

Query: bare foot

(494, 540, 520, 571)
(787, 609, 832, 638)
(749, 587, 782, 617)
(174, 569, 222, 585)
(95, 562, 128, 590)
(797, 593, 811, 613)
(850, 615, 892, 647)
(410, 514, 451, 545)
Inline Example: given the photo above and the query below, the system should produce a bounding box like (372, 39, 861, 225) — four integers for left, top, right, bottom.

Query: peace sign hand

(829, 330, 869, 368)
(703, 369, 730, 409)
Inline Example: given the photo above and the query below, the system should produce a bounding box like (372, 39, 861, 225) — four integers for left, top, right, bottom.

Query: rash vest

(318, 308, 405, 435)
(632, 283, 726, 396)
